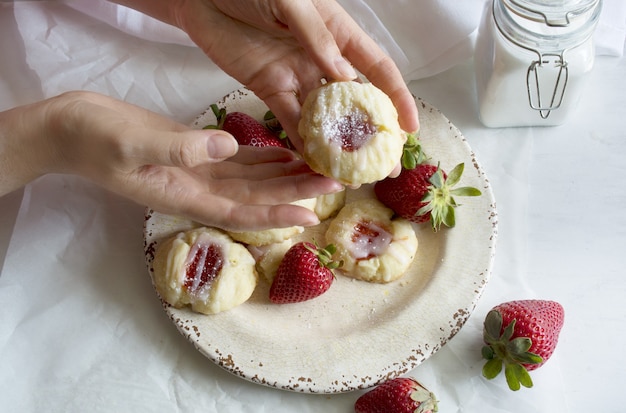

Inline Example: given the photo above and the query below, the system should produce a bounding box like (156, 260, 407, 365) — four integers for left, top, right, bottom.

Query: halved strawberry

(269, 241, 341, 304)
(205, 104, 289, 148)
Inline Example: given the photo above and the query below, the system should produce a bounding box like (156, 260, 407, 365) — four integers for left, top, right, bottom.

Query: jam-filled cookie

(152, 227, 257, 314)
(314, 189, 346, 221)
(325, 199, 418, 283)
(298, 81, 406, 186)
(247, 239, 294, 284)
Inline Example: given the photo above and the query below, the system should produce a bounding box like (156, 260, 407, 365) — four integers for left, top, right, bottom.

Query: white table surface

(1, 2, 625, 412)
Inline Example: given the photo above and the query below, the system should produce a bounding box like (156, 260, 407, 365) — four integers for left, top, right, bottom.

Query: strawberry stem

(401, 132, 428, 170)
(420, 162, 482, 231)
(481, 309, 543, 391)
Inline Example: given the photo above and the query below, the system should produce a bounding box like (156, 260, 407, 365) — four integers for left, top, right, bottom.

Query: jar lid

(494, 0, 603, 53)
(503, 0, 600, 26)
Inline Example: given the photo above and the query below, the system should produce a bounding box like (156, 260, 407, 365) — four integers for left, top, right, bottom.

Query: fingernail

(207, 132, 238, 159)
(335, 57, 357, 80)
(301, 213, 320, 227)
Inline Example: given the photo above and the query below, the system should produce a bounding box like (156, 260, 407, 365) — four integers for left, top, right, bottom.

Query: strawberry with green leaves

(269, 242, 341, 304)
(374, 159, 482, 231)
(205, 104, 289, 148)
(354, 377, 438, 413)
(482, 299, 565, 390)
(374, 133, 481, 231)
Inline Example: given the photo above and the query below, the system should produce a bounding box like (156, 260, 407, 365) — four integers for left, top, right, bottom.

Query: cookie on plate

(298, 81, 406, 186)
(152, 227, 257, 314)
(314, 189, 346, 221)
(227, 197, 317, 246)
(247, 239, 294, 284)
(325, 198, 418, 283)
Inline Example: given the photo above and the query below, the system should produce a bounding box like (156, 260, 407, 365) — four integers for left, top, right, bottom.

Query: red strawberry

(482, 299, 565, 391)
(355, 377, 438, 413)
(374, 161, 481, 231)
(269, 242, 341, 304)
(205, 104, 289, 148)
(263, 110, 292, 148)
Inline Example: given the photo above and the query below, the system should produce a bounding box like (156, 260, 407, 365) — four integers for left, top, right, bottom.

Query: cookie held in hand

(298, 81, 406, 186)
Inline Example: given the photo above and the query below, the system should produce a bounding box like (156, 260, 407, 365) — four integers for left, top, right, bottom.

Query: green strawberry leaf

(502, 319, 516, 341)
(504, 363, 522, 391)
(482, 345, 495, 360)
(402, 148, 418, 170)
(450, 187, 482, 197)
(505, 363, 533, 391)
(484, 310, 503, 341)
(206, 104, 226, 129)
(442, 205, 455, 228)
(483, 358, 503, 380)
(416, 200, 434, 217)
(518, 366, 534, 389)
(446, 163, 465, 187)
(210, 103, 221, 118)
(263, 110, 276, 121)
(512, 352, 543, 365)
(428, 168, 445, 188)
(405, 131, 419, 146)
(400, 132, 428, 169)
(507, 337, 532, 354)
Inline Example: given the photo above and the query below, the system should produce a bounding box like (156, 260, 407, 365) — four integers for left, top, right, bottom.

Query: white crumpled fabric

(67, 0, 626, 80)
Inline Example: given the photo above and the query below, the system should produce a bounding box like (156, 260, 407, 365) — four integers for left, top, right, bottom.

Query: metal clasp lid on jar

(492, 0, 602, 119)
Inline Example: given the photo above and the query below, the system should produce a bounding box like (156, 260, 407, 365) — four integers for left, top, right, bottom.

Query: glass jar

(475, 0, 602, 127)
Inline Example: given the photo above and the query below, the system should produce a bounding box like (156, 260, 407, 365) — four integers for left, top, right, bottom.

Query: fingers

(314, 1, 420, 133)
(197, 158, 314, 180)
(275, 0, 357, 82)
(269, 0, 418, 137)
(187, 199, 322, 232)
(223, 203, 322, 231)
(230, 145, 299, 165)
(134, 166, 334, 231)
(130, 128, 239, 168)
(211, 173, 342, 205)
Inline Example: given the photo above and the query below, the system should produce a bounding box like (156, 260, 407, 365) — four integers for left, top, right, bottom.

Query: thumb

(138, 129, 239, 168)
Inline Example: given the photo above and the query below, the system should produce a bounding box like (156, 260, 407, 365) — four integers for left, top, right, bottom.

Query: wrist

(0, 92, 91, 197)
(0, 101, 58, 196)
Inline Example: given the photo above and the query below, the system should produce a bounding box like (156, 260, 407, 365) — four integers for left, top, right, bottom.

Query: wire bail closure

(492, 0, 573, 119)
(526, 54, 568, 119)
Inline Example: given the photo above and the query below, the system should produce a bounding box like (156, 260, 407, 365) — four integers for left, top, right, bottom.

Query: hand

(117, 0, 419, 151)
(0, 91, 343, 231)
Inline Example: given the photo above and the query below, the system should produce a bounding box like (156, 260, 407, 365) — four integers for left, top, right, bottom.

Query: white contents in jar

(474, 0, 600, 128)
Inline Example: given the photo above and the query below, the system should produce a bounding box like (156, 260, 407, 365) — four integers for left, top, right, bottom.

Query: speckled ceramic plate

(143, 88, 497, 394)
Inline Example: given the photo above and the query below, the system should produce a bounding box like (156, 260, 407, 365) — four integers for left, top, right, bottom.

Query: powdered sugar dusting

(322, 108, 376, 152)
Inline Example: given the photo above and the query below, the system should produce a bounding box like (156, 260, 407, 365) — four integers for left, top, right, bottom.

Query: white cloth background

(1, 1, 625, 412)
(67, 0, 626, 80)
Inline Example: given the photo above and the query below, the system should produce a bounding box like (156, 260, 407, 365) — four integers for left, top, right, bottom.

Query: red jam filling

(184, 243, 224, 294)
(350, 220, 392, 260)
(326, 108, 376, 152)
